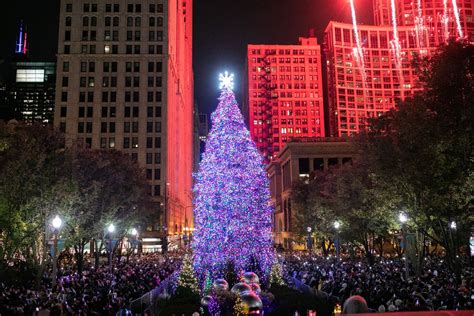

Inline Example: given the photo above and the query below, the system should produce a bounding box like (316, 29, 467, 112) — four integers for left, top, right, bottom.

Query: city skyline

(0, 0, 374, 116)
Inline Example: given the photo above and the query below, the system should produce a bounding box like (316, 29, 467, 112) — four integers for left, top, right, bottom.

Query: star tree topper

(219, 71, 234, 90)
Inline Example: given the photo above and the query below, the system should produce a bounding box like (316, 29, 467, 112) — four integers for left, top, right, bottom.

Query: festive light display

(451, 0, 464, 39)
(349, 0, 367, 88)
(176, 255, 199, 296)
(389, 0, 403, 82)
(269, 261, 285, 287)
(192, 83, 274, 279)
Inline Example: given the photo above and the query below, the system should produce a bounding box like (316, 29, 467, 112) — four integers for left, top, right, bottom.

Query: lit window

(104, 45, 110, 53)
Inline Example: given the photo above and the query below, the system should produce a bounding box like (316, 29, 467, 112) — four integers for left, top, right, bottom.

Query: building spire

(15, 21, 28, 55)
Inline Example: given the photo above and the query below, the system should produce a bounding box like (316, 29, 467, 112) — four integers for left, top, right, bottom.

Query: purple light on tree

(192, 73, 274, 278)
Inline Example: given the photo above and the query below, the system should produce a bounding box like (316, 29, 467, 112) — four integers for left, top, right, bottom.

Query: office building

(245, 36, 325, 162)
(54, 0, 194, 247)
(267, 138, 356, 248)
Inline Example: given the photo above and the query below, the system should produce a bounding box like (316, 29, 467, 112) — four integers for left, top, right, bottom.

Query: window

(66, 3, 72, 12)
(62, 76, 69, 87)
(105, 16, 111, 27)
(156, 62, 162, 72)
(60, 107, 67, 117)
(154, 185, 160, 196)
(123, 137, 130, 148)
(132, 137, 138, 148)
(154, 169, 160, 180)
(83, 16, 89, 27)
(113, 17, 119, 26)
(146, 153, 153, 164)
(135, 4, 141, 12)
(155, 137, 161, 148)
(124, 122, 130, 133)
(91, 4, 97, 12)
(155, 153, 161, 164)
(146, 169, 152, 180)
(63, 61, 69, 72)
(59, 122, 66, 133)
(157, 17, 163, 26)
(109, 138, 116, 149)
(146, 137, 152, 148)
(113, 4, 119, 12)
(135, 17, 141, 27)
(88, 62, 95, 72)
(61, 91, 68, 102)
(149, 4, 155, 12)
(64, 45, 70, 54)
(104, 45, 111, 54)
(106, 4, 112, 12)
(65, 30, 71, 41)
(83, 3, 90, 12)
(127, 4, 133, 12)
(65, 16, 72, 27)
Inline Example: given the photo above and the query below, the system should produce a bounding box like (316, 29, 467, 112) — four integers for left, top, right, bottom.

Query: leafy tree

(69, 148, 153, 273)
(361, 41, 474, 278)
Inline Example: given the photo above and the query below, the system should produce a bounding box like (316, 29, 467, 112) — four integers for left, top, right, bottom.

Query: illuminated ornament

(243, 272, 259, 284)
(240, 292, 263, 311)
(219, 71, 234, 90)
(231, 283, 252, 295)
(213, 279, 229, 291)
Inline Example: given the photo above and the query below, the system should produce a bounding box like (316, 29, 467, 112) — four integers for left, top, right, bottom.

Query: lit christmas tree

(269, 261, 285, 287)
(176, 255, 199, 297)
(193, 72, 274, 278)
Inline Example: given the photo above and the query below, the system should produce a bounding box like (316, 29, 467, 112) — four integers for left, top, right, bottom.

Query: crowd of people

(1, 250, 473, 315)
(283, 253, 473, 312)
(0, 252, 181, 315)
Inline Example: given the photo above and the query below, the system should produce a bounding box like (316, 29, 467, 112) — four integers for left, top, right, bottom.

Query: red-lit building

(324, 21, 428, 136)
(55, 0, 194, 248)
(325, 0, 474, 136)
(373, 0, 474, 44)
(245, 37, 325, 162)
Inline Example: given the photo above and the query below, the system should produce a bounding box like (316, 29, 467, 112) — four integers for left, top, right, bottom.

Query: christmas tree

(176, 255, 199, 297)
(193, 72, 274, 278)
(269, 261, 285, 287)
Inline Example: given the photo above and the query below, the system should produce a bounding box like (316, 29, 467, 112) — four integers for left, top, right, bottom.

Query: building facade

(373, 0, 474, 44)
(4, 62, 56, 124)
(324, 21, 428, 136)
(325, 0, 474, 136)
(54, 0, 193, 247)
(267, 138, 356, 248)
(245, 37, 325, 162)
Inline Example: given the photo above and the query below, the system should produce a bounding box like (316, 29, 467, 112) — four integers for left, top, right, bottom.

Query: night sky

(0, 0, 373, 115)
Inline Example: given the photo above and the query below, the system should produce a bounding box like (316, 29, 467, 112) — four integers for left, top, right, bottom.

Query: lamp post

(306, 227, 313, 252)
(51, 215, 62, 285)
(130, 228, 139, 255)
(334, 221, 341, 259)
(399, 213, 409, 280)
(107, 224, 115, 272)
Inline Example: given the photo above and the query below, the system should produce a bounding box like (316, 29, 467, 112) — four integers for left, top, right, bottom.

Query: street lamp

(306, 227, 313, 252)
(130, 228, 139, 254)
(51, 215, 62, 285)
(450, 221, 457, 230)
(398, 213, 409, 280)
(334, 221, 341, 259)
(107, 224, 115, 272)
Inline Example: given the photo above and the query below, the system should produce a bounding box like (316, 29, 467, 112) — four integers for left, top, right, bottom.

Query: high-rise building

(54, 0, 194, 246)
(0, 23, 56, 123)
(373, 0, 474, 43)
(324, 21, 427, 136)
(245, 37, 325, 162)
(325, 0, 474, 137)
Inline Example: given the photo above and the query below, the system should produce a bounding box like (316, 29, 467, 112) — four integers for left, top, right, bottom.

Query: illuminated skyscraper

(325, 0, 474, 136)
(245, 36, 325, 162)
(54, 0, 194, 247)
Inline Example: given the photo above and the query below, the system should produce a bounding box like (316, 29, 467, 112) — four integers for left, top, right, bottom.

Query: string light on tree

(219, 71, 234, 90)
(193, 72, 274, 278)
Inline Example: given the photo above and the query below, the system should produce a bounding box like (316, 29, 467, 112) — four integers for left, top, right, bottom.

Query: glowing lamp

(52, 215, 62, 229)
(108, 224, 115, 233)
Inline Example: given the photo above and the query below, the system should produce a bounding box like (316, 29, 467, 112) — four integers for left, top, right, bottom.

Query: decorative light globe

(240, 292, 263, 311)
(201, 295, 212, 307)
(250, 283, 261, 294)
(213, 278, 229, 291)
(243, 272, 259, 284)
(231, 282, 252, 295)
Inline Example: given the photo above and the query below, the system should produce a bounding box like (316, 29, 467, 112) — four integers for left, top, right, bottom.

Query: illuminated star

(219, 71, 234, 90)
